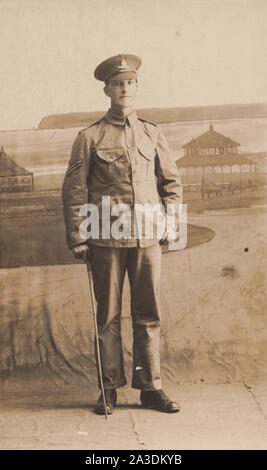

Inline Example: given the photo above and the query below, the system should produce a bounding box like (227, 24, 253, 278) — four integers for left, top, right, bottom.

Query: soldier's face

(104, 79, 138, 109)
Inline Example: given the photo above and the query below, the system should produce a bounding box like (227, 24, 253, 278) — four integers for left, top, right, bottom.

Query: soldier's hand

(72, 243, 91, 263)
(159, 225, 178, 246)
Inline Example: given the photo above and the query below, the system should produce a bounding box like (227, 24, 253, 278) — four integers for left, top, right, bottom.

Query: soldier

(62, 54, 182, 414)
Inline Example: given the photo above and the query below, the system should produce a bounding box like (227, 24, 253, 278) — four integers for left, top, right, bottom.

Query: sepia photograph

(0, 0, 266, 454)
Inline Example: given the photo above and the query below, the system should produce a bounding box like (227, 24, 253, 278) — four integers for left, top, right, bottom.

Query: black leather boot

(94, 389, 117, 415)
(140, 389, 180, 413)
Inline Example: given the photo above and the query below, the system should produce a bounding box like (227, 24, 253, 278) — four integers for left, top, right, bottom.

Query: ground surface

(0, 382, 266, 450)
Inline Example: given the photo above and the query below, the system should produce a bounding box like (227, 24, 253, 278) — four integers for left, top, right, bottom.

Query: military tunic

(62, 109, 182, 248)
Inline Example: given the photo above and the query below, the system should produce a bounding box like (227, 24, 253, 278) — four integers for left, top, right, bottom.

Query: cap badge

(117, 59, 130, 71)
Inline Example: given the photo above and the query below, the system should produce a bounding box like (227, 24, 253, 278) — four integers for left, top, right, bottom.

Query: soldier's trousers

(89, 243, 162, 391)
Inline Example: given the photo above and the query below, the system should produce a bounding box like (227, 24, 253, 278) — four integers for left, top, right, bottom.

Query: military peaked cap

(94, 54, 142, 82)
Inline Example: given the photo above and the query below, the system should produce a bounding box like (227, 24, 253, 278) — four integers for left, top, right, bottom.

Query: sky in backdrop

(0, 0, 266, 131)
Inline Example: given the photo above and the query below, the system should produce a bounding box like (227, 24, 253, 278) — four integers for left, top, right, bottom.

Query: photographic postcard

(0, 0, 266, 451)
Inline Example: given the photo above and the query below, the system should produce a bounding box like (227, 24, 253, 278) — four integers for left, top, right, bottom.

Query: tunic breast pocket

(136, 141, 156, 181)
(94, 147, 129, 183)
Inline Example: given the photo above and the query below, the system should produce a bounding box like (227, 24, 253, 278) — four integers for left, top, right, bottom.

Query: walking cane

(86, 261, 108, 420)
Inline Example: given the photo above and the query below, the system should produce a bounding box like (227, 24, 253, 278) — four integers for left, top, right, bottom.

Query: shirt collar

(104, 108, 138, 126)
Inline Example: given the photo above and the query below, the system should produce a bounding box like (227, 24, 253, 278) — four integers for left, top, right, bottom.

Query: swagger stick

(86, 263, 108, 420)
